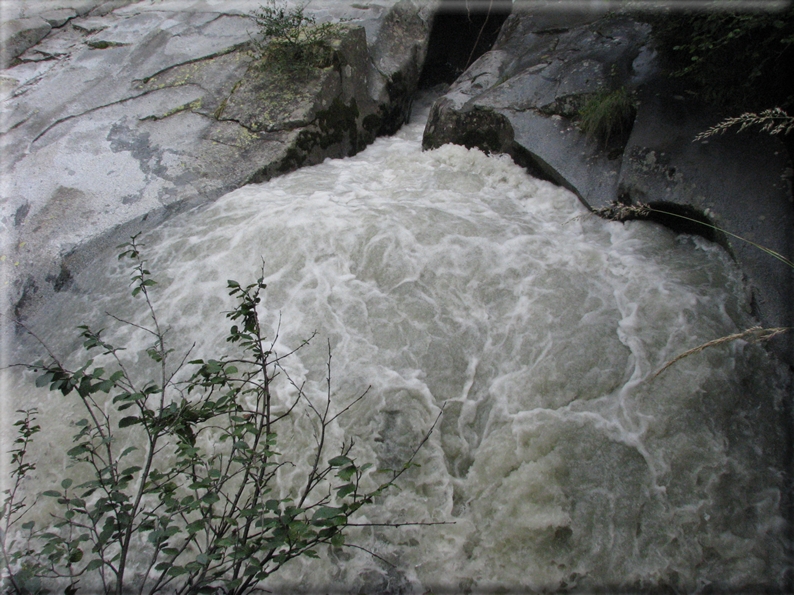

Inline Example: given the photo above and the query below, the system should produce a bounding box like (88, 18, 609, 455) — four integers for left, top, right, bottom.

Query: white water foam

(2, 98, 790, 593)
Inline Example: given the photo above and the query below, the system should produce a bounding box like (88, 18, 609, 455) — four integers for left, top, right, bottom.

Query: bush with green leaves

(248, 1, 339, 72)
(577, 86, 637, 147)
(0, 235, 438, 595)
(646, 7, 794, 111)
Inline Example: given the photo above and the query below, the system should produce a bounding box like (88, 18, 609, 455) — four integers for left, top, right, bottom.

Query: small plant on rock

(248, 1, 339, 72)
(577, 86, 637, 148)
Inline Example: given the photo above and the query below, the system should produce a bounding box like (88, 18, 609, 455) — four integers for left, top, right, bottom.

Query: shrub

(1, 235, 438, 595)
(646, 8, 794, 111)
(577, 86, 637, 147)
(248, 1, 339, 72)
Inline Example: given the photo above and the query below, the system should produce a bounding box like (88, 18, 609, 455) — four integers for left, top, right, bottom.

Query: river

(1, 93, 790, 593)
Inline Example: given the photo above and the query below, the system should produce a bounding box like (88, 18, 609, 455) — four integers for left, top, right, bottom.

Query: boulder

(1, 0, 437, 319)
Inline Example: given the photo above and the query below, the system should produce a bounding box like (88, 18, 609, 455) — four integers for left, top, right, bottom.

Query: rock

(71, 17, 110, 33)
(0, 17, 53, 69)
(1, 1, 104, 20)
(38, 8, 79, 28)
(0, 0, 437, 320)
(89, 0, 139, 17)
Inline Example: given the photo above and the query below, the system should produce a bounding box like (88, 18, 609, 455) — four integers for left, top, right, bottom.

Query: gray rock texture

(423, 9, 794, 364)
(1, 0, 437, 319)
(0, 17, 53, 68)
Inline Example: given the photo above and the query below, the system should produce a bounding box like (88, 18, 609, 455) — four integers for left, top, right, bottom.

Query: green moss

(86, 40, 128, 49)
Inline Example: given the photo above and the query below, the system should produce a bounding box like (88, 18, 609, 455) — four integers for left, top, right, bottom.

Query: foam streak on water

(2, 101, 790, 593)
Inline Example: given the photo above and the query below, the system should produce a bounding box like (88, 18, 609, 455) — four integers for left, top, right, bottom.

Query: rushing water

(2, 95, 791, 593)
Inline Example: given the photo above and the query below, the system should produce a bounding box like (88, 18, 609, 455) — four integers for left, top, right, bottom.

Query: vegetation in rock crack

(248, 1, 339, 73)
(577, 87, 637, 147)
(0, 235, 440, 595)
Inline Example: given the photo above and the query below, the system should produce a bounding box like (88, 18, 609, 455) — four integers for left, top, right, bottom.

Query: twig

(464, 0, 494, 71)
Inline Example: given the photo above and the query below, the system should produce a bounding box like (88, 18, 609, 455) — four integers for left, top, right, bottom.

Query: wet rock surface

(1, 0, 437, 318)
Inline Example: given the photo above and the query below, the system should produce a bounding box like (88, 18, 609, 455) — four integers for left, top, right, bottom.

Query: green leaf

(265, 499, 280, 511)
(336, 483, 356, 499)
(118, 416, 140, 428)
(61, 478, 73, 490)
(328, 456, 352, 467)
(85, 559, 104, 571)
(186, 520, 205, 534)
(42, 490, 61, 498)
(338, 465, 356, 482)
(68, 548, 83, 563)
(202, 492, 220, 505)
(312, 506, 343, 521)
(35, 372, 54, 388)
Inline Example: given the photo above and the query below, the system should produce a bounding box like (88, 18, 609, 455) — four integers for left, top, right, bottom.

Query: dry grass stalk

(694, 108, 794, 141)
(593, 202, 651, 222)
(653, 326, 789, 379)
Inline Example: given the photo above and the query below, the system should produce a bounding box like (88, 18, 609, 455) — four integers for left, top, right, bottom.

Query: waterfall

(1, 94, 789, 593)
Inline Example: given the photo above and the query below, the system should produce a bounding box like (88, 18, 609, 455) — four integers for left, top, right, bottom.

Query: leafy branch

(1, 236, 442, 595)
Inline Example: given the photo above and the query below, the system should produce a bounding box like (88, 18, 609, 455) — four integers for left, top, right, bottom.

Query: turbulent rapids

(2, 97, 790, 593)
